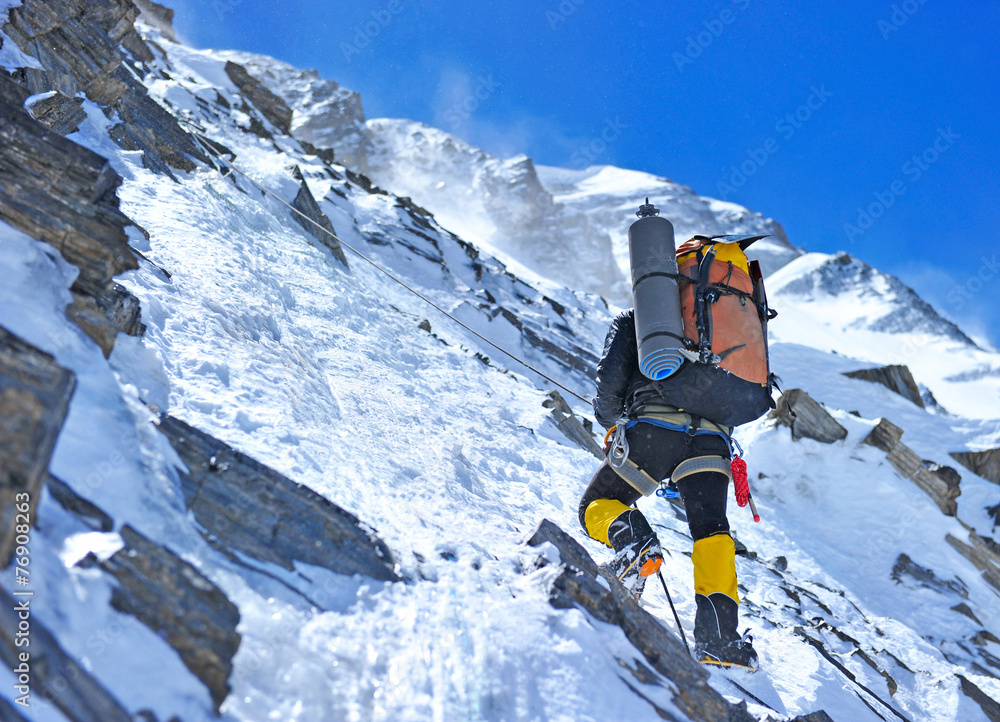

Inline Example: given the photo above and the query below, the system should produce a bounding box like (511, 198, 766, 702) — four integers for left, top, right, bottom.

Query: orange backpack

(650, 235, 776, 426)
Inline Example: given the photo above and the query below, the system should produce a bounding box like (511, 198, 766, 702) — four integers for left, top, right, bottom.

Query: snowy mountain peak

(770, 251, 977, 347)
(765, 252, 1000, 420)
(536, 162, 805, 296)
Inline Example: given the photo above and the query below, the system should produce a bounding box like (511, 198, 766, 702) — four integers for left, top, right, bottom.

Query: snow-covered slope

(219, 53, 802, 307)
(768, 252, 1000, 422)
(186, 51, 627, 303)
(2, 6, 1000, 721)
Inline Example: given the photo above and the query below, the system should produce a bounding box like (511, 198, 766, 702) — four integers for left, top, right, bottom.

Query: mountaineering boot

(693, 592, 759, 671)
(691, 533, 758, 671)
(606, 509, 664, 599)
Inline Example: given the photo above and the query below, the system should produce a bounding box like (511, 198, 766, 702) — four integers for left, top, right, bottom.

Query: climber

(579, 311, 757, 670)
(579, 212, 775, 672)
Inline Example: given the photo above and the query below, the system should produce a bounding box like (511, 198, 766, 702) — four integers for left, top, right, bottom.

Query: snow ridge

(772, 251, 977, 346)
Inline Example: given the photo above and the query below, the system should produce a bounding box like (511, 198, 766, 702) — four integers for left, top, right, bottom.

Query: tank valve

(636, 197, 659, 218)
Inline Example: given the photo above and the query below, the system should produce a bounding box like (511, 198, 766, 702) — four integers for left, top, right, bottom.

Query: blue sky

(171, 0, 999, 348)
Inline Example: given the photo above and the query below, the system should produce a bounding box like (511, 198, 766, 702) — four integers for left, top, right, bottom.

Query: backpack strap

(695, 247, 719, 364)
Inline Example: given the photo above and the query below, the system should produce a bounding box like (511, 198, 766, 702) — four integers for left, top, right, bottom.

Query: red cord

(732, 457, 761, 522)
(732, 457, 749, 507)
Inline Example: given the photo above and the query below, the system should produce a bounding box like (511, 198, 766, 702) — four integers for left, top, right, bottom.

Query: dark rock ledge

(80, 525, 241, 713)
(525, 519, 835, 722)
(4, 0, 208, 176)
(0, 72, 143, 357)
(158, 414, 399, 582)
(862, 418, 960, 516)
(951, 448, 1000, 486)
(843, 365, 924, 408)
(768, 388, 848, 444)
(0, 326, 75, 566)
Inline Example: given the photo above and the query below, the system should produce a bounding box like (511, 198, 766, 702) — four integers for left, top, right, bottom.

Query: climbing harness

(604, 415, 760, 521)
(604, 418, 660, 497)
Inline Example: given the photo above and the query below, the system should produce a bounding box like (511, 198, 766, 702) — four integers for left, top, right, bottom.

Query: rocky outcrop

(0, 71, 131, 294)
(224, 60, 293, 136)
(946, 531, 1000, 594)
(25, 90, 86, 134)
(0, 588, 134, 722)
(216, 51, 368, 171)
(293, 79, 367, 171)
(950, 448, 1000, 486)
(4, 0, 152, 91)
(862, 417, 904, 451)
(862, 418, 960, 515)
(290, 166, 348, 267)
(106, 79, 206, 176)
(527, 520, 764, 722)
(495, 306, 599, 378)
(45, 475, 244, 713)
(158, 414, 399, 582)
(923, 460, 961, 490)
(958, 674, 1000, 722)
(82, 525, 241, 713)
(543, 390, 603, 458)
(299, 139, 337, 166)
(46, 473, 114, 532)
(0, 326, 75, 566)
(769, 388, 848, 443)
(66, 283, 143, 356)
(844, 364, 924, 408)
(891, 553, 968, 598)
(4, 0, 207, 175)
(482, 155, 624, 302)
(0, 71, 143, 356)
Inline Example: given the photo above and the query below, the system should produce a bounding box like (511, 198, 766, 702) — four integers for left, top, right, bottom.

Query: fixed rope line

(177, 119, 593, 405)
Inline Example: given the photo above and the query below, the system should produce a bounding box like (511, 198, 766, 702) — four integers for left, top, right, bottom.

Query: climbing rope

(175, 118, 593, 405)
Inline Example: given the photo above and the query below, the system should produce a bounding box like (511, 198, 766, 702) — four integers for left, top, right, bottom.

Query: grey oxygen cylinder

(628, 198, 686, 380)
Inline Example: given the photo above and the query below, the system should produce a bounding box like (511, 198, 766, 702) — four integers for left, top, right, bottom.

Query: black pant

(579, 423, 731, 542)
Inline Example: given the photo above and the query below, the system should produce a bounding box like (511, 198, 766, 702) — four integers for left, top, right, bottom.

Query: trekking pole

(657, 571, 690, 656)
